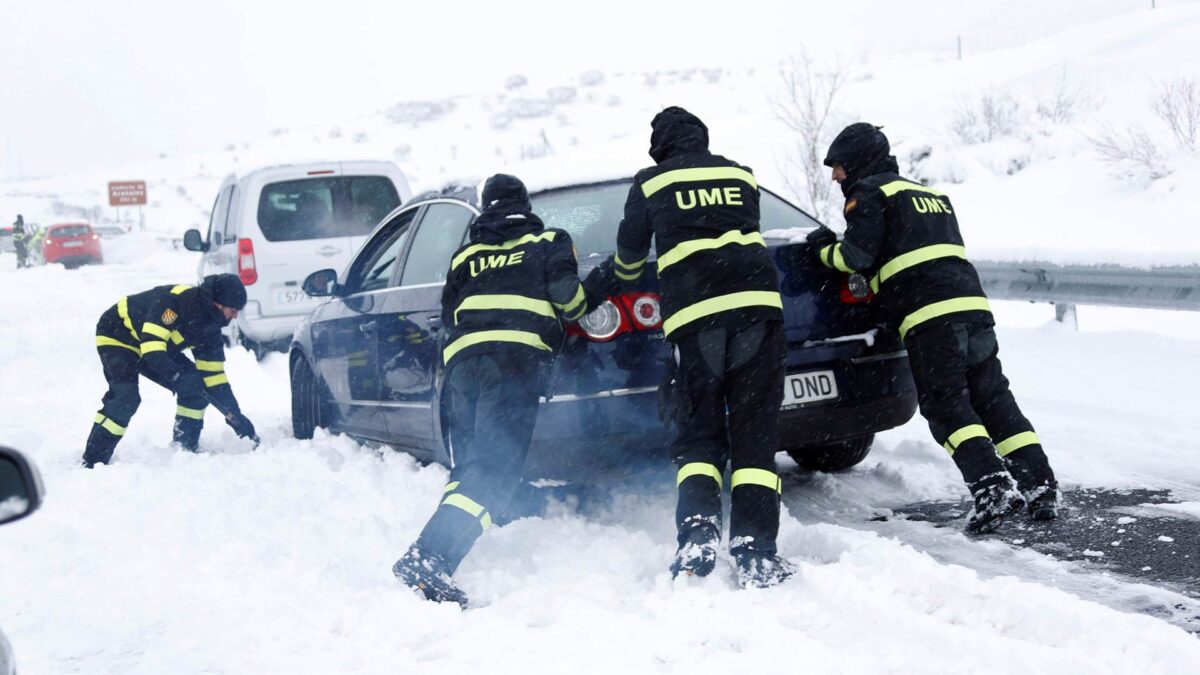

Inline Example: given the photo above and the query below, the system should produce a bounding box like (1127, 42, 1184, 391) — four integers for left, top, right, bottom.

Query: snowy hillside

(4, 2, 1200, 673)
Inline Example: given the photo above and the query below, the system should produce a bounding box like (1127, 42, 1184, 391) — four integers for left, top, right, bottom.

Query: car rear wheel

(290, 355, 322, 439)
(785, 434, 874, 472)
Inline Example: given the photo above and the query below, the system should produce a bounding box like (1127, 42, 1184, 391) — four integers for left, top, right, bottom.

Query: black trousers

(14, 240, 28, 268)
(904, 321, 1055, 492)
(669, 320, 785, 556)
(414, 351, 542, 573)
(83, 345, 209, 466)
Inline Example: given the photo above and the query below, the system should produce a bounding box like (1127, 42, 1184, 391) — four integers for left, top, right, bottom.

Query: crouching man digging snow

(808, 123, 1060, 532)
(393, 174, 600, 607)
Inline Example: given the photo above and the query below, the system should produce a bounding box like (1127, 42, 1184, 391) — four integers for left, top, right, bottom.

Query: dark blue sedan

(290, 179, 916, 479)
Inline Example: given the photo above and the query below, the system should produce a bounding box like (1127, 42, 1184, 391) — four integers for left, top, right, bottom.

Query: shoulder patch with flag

(844, 199, 858, 215)
(161, 308, 178, 325)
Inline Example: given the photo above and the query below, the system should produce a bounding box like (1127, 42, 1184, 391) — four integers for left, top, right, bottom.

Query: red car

(43, 223, 103, 267)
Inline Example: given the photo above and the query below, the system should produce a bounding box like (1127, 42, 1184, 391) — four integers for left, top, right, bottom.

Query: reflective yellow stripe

(443, 481, 460, 494)
(194, 359, 225, 372)
(899, 297, 991, 340)
(140, 341, 168, 353)
(96, 335, 140, 355)
(93, 413, 126, 436)
(204, 373, 230, 387)
(614, 252, 647, 272)
(170, 285, 192, 295)
(879, 180, 945, 198)
(871, 244, 967, 292)
(662, 290, 783, 337)
(175, 405, 205, 420)
(615, 267, 642, 281)
(450, 231, 557, 270)
(943, 424, 990, 455)
(117, 297, 138, 340)
(641, 166, 758, 198)
(731, 468, 782, 494)
(443, 330, 552, 365)
(142, 323, 171, 340)
(170, 330, 185, 345)
(454, 294, 556, 324)
(554, 284, 587, 319)
(441, 493, 493, 530)
(996, 431, 1040, 457)
(820, 243, 855, 273)
(658, 230, 765, 272)
(676, 462, 723, 488)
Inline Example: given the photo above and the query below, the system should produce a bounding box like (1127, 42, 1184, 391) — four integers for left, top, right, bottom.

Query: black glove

(226, 412, 257, 440)
(583, 256, 621, 307)
(806, 226, 838, 250)
(173, 372, 205, 398)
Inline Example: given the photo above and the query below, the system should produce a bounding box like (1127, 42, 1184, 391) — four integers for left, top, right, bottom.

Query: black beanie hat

(824, 123, 890, 170)
(203, 273, 248, 310)
(480, 174, 531, 212)
(649, 106, 709, 164)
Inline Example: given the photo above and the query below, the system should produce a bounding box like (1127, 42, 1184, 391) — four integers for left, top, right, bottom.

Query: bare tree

(771, 53, 852, 223)
(1151, 77, 1200, 151)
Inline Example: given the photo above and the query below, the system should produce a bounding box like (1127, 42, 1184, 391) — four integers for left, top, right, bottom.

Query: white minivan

(184, 161, 411, 354)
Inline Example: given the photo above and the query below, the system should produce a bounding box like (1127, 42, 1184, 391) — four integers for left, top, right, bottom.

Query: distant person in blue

(12, 215, 29, 269)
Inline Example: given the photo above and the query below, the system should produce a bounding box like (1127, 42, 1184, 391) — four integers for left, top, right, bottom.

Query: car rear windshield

(257, 175, 400, 242)
(529, 181, 821, 264)
(50, 225, 91, 238)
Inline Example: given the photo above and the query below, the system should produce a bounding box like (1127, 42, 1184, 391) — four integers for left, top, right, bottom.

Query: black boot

(82, 421, 122, 468)
(1003, 449, 1059, 521)
(966, 476, 1026, 533)
(733, 550, 797, 589)
(1024, 484, 1059, 521)
(173, 416, 203, 452)
(670, 520, 720, 579)
(393, 545, 469, 608)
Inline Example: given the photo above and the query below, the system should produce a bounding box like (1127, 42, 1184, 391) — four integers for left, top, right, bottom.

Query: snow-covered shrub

(352, 132, 368, 144)
(385, 100, 455, 126)
(1036, 73, 1096, 124)
(1091, 77, 1199, 182)
(506, 98, 555, 119)
(949, 92, 1022, 144)
(1091, 124, 1169, 181)
(505, 74, 528, 90)
(1152, 77, 1200, 151)
(579, 70, 604, 87)
(547, 86, 577, 104)
(328, 127, 342, 139)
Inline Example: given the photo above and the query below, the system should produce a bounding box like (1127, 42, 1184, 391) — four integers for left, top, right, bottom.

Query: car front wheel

(290, 354, 322, 439)
(785, 434, 874, 472)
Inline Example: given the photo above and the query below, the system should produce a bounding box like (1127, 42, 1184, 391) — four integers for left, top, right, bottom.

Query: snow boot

(670, 523, 720, 578)
(392, 546, 468, 608)
(734, 551, 797, 589)
(1024, 484, 1060, 521)
(966, 478, 1026, 534)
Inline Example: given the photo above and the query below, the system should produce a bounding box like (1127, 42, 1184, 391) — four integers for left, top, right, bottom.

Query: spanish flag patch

(161, 308, 178, 325)
(844, 199, 858, 215)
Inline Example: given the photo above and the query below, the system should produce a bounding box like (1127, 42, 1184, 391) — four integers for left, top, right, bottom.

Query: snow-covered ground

(2, 244, 1199, 673)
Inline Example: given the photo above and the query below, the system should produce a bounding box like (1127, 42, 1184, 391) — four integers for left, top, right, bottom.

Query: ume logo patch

(674, 186, 743, 210)
(469, 250, 525, 277)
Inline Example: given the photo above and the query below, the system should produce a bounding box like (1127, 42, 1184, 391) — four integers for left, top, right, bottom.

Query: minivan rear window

(257, 176, 400, 242)
(50, 225, 91, 238)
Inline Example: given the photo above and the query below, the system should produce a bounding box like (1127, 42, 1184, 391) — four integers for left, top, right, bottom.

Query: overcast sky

(0, 0, 1159, 179)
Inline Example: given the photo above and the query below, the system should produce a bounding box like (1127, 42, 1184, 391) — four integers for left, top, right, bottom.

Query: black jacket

(615, 108, 782, 340)
(440, 200, 589, 367)
(95, 283, 240, 411)
(818, 170, 992, 340)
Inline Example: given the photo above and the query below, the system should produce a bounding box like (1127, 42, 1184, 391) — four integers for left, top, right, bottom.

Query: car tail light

(238, 238, 258, 285)
(839, 274, 874, 304)
(571, 292, 662, 341)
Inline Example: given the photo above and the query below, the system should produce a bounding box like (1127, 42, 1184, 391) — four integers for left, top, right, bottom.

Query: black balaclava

(824, 123, 899, 196)
(648, 106, 709, 164)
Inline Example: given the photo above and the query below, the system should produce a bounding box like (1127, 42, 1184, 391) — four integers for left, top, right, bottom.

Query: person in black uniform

(12, 215, 29, 269)
(393, 174, 598, 607)
(607, 107, 793, 588)
(83, 273, 258, 467)
(809, 123, 1059, 532)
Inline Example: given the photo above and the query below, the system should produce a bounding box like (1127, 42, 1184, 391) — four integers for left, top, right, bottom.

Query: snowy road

(2, 250, 1199, 674)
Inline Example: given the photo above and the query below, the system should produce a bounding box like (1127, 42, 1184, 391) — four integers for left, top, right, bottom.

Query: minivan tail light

(238, 238, 258, 285)
(839, 274, 873, 304)
(570, 292, 663, 341)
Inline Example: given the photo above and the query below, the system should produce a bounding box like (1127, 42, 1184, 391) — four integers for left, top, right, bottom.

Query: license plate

(276, 288, 315, 304)
(782, 370, 839, 407)
(63, 241, 83, 248)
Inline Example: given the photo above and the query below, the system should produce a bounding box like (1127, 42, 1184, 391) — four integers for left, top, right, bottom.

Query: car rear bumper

(779, 351, 917, 446)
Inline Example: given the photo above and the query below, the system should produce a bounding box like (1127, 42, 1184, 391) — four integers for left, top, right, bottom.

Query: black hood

(649, 106, 710, 164)
(825, 123, 899, 195)
(470, 174, 544, 244)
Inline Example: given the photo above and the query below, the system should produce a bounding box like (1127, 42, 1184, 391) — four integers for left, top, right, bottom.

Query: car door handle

(426, 316, 442, 330)
(317, 245, 342, 257)
(360, 321, 378, 333)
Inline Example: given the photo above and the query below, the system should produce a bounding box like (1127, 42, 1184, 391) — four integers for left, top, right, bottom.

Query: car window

(222, 184, 241, 241)
(530, 181, 820, 263)
(345, 208, 418, 294)
(257, 176, 401, 242)
(50, 225, 91, 237)
(207, 185, 233, 246)
(399, 203, 475, 286)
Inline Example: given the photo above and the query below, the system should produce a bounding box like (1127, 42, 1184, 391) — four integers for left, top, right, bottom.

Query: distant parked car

(0, 445, 45, 675)
(289, 178, 917, 479)
(92, 224, 129, 239)
(184, 161, 412, 356)
(42, 222, 103, 267)
(0, 226, 11, 254)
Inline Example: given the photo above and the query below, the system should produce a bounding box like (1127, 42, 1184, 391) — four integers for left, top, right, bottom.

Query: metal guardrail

(974, 260, 1200, 313)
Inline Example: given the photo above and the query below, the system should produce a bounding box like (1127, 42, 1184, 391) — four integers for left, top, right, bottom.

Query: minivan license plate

(782, 370, 838, 407)
(276, 289, 313, 304)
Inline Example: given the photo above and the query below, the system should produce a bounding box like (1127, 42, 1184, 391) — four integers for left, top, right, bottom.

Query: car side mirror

(303, 268, 341, 297)
(183, 229, 208, 252)
(0, 447, 44, 526)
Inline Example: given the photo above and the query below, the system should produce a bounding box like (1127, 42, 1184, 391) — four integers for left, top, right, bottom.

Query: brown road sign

(108, 181, 147, 206)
